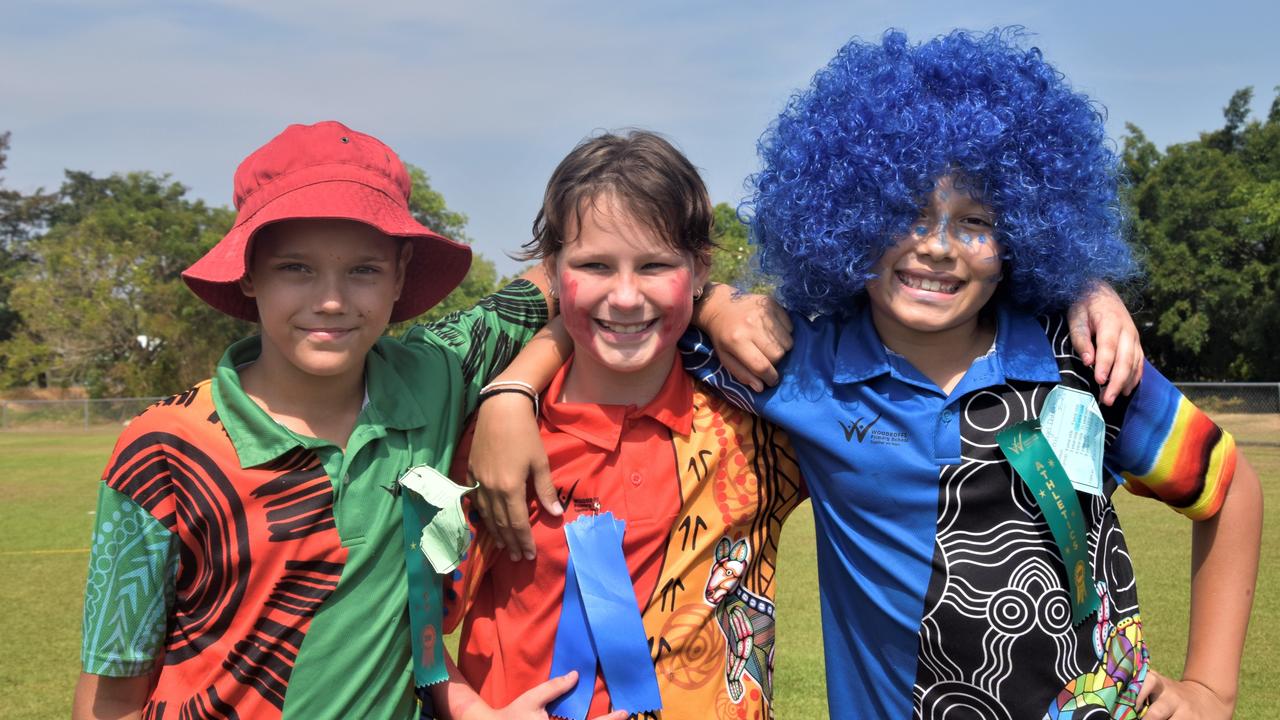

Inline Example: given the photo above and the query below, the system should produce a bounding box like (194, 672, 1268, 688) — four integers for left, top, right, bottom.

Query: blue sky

(4, 0, 1278, 275)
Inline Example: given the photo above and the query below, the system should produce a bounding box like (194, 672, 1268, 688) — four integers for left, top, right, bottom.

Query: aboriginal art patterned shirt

(80, 281, 547, 720)
(443, 356, 806, 719)
(681, 304, 1236, 720)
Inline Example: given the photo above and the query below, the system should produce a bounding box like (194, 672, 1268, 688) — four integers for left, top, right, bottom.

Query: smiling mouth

(302, 327, 355, 337)
(897, 272, 962, 294)
(595, 318, 657, 334)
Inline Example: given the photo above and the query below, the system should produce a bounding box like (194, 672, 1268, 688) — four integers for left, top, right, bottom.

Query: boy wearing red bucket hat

(71, 121, 590, 719)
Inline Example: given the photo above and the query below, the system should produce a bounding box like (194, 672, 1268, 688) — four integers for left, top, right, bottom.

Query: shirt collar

(832, 303, 1060, 386)
(212, 336, 428, 469)
(993, 305, 1061, 383)
(541, 355, 693, 452)
(832, 307, 893, 384)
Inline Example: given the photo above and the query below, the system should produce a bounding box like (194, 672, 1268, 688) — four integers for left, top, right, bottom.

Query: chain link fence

(1172, 383, 1280, 448)
(0, 397, 164, 431)
(1173, 383, 1280, 415)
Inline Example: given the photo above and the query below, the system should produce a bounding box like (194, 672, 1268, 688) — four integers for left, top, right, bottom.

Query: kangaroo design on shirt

(705, 537, 775, 703)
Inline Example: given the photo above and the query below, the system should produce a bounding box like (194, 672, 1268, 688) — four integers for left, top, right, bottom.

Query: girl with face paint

(437, 131, 805, 719)
(547, 191, 708, 407)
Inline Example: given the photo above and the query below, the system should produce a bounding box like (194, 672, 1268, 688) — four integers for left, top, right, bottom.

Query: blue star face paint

(870, 174, 1005, 340)
(908, 176, 993, 253)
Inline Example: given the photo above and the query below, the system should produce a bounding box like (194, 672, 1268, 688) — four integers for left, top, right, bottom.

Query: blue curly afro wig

(749, 28, 1138, 317)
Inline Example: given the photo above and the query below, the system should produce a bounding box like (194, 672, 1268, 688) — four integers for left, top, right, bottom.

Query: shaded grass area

(2, 431, 1275, 718)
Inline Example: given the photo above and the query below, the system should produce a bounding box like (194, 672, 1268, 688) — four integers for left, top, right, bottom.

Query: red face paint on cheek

(558, 274, 592, 337)
(656, 273, 693, 346)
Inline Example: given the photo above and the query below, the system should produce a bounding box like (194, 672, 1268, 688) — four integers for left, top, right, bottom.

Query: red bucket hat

(182, 121, 471, 322)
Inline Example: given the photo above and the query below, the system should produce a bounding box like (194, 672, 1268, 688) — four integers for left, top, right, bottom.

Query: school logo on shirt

(839, 413, 908, 447)
(838, 413, 881, 443)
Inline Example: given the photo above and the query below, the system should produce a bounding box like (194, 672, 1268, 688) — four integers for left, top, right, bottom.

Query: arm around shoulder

(468, 318, 570, 561)
(689, 282, 793, 392)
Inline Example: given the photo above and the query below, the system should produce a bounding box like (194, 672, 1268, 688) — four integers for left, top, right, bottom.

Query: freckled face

(241, 219, 408, 381)
(550, 197, 708, 377)
(866, 175, 1003, 337)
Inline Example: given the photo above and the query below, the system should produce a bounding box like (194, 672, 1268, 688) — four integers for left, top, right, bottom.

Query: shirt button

(942, 410, 953, 424)
(343, 474, 351, 486)
(630, 471, 643, 486)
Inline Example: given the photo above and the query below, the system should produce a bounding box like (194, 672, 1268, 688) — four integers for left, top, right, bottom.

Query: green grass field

(2, 423, 1276, 718)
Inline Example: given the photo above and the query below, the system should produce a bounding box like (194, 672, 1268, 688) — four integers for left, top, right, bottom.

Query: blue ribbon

(548, 513, 662, 720)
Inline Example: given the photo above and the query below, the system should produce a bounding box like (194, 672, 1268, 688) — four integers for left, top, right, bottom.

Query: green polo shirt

(81, 280, 547, 719)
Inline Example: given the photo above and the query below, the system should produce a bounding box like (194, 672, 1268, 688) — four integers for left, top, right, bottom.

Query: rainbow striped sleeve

(1110, 362, 1237, 520)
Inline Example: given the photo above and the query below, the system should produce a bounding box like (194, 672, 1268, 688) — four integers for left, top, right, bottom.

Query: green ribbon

(996, 420, 1101, 625)
(397, 464, 475, 689)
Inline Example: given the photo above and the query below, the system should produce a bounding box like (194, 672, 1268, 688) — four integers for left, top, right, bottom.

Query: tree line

(0, 90, 1276, 397)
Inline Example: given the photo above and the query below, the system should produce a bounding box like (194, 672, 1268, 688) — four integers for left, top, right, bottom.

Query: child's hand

(1066, 281, 1144, 405)
(468, 391, 559, 562)
(489, 671, 629, 720)
(1135, 669, 1234, 719)
(692, 283, 793, 392)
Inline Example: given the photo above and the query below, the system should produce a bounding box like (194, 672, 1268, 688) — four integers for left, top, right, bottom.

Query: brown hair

(520, 130, 715, 260)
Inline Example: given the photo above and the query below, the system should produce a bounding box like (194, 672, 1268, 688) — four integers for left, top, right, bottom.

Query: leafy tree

(707, 201, 774, 295)
(1121, 124, 1160, 189)
(406, 163, 470, 243)
(0, 133, 56, 358)
(1205, 87, 1254, 154)
(1124, 86, 1280, 380)
(0, 131, 20, 345)
(709, 202, 750, 285)
(0, 171, 245, 395)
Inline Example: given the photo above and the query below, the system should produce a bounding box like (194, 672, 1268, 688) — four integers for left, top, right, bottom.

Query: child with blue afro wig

(751, 27, 1137, 318)
(678, 27, 1260, 719)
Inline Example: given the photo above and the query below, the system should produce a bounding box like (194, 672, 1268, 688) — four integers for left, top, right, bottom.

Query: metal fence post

(84, 398, 90, 430)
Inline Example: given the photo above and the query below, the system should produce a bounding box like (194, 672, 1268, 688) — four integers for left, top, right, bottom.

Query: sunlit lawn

(2, 423, 1275, 718)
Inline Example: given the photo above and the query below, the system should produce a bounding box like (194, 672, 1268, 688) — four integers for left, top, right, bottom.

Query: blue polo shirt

(681, 303, 1235, 718)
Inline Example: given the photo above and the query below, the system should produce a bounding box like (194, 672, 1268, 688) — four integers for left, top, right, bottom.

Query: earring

(543, 263, 558, 299)
(693, 285, 704, 300)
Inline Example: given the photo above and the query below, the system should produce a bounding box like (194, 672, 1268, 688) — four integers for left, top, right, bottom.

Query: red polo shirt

(446, 354, 805, 719)
(447, 356, 689, 717)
